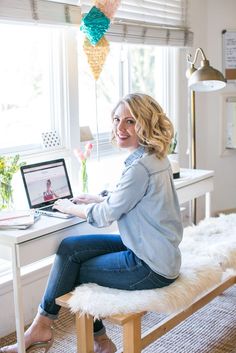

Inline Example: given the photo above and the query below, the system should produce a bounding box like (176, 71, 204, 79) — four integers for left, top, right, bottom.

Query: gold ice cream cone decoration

(81, 0, 121, 80)
(83, 36, 110, 81)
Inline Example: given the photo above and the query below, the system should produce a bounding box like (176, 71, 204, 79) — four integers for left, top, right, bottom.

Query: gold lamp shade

(186, 48, 226, 92)
(188, 59, 226, 92)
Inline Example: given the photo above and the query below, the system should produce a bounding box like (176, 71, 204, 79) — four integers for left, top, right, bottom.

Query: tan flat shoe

(27, 327, 54, 353)
(0, 327, 54, 353)
(94, 335, 117, 353)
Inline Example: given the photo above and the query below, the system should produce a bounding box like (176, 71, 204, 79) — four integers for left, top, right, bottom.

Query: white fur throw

(68, 214, 236, 318)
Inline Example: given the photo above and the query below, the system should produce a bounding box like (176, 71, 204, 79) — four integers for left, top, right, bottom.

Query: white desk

(0, 168, 214, 353)
(175, 168, 214, 218)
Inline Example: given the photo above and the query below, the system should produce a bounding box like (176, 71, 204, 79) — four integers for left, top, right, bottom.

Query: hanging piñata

(80, 0, 121, 80)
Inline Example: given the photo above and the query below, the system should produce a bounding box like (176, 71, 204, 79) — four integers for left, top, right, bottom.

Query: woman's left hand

(53, 199, 76, 214)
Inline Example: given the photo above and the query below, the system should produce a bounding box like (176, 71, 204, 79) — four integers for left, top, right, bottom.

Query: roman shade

(81, 0, 193, 47)
(0, 0, 192, 46)
(0, 0, 81, 26)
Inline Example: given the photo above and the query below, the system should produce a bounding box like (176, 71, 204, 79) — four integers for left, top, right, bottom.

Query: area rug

(1, 285, 236, 352)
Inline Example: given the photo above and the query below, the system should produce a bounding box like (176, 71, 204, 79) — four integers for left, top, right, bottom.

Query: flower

(0, 155, 25, 183)
(0, 154, 25, 209)
(74, 143, 93, 193)
(74, 142, 93, 163)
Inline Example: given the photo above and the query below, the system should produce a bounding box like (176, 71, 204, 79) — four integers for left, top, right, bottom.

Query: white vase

(168, 154, 180, 179)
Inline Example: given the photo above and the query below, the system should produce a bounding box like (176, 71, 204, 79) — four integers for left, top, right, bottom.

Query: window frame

(0, 23, 80, 157)
(0, 22, 178, 158)
(77, 43, 179, 159)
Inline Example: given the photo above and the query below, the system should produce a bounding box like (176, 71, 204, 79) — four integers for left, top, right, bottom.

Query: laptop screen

(21, 159, 73, 209)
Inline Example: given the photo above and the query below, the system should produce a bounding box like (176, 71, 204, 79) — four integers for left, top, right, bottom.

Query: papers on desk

(0, 210, 40, 229)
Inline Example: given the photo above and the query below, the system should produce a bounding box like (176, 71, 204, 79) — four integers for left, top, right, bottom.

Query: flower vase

(80, 160, 88, 193)
(0, 179, 14, 210)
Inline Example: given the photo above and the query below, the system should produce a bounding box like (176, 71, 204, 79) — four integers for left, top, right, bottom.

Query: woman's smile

(113, 104, 139, 151)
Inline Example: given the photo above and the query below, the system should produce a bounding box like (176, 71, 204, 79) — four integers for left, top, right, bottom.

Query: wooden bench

(56, 274, 236, 353)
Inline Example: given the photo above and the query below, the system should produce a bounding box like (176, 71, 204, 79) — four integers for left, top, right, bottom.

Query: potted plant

(168, 133, 180, 179)
(0, 154, 25, 210)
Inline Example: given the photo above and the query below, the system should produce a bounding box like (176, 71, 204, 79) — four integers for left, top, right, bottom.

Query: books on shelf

(0, 210, 40, 229)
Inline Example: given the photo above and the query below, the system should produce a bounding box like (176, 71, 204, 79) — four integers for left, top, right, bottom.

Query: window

(0, 21, 178, 161)
(0, 22, 79, 155)
(0, 20, 178, 185)
(77, 32, 178, 156)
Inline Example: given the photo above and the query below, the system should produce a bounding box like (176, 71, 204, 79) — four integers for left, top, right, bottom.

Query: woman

(1, 93, 183, 353)
(43, 179, 58, 202)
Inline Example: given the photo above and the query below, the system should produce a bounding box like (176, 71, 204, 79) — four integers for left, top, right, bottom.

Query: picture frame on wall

(220, 93, 236, 156)
(222, 29, 236, 81)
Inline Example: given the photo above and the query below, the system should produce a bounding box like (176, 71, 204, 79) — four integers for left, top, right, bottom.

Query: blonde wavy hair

(111, 93, 174, 159)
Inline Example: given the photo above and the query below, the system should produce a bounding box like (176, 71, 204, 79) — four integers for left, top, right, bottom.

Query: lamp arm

(187, 47, 207, 65)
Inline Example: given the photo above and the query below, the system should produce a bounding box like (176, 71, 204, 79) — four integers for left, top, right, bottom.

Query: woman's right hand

(72, 193, 104, 205)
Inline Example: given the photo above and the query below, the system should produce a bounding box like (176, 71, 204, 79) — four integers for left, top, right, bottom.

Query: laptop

(20, 158, 74, 219)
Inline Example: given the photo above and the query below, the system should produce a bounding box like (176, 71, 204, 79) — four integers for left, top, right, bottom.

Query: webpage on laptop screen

(23, 161, 71, 207)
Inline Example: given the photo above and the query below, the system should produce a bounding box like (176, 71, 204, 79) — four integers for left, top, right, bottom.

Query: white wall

(0, 264, 51, 337)
(180, 0, 236, 220)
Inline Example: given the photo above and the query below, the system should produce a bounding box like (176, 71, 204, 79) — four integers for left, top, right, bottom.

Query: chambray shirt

(86, 147, 183, 279)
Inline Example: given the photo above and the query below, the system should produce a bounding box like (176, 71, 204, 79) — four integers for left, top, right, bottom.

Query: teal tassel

(80, 6, 110, 46)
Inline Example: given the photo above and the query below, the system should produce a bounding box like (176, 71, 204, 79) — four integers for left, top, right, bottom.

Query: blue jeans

(39, 234, 176, 334)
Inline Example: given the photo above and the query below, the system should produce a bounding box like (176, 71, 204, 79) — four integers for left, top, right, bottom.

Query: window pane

(77, 40, 172, 142)
(0, 23, 59, 151)
(128, 45, 166, 109)
(78, 37, 120, 136)
(129, 46, 155, 92)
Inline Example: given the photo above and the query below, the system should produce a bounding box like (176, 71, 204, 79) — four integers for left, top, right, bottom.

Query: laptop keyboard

(42, 205, 57, 212)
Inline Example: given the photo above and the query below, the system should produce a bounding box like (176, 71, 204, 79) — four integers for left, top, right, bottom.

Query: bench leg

(123, 315, 142, 353)
(76, 313, 94, 353)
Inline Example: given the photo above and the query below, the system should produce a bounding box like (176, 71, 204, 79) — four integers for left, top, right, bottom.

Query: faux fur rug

(68, 214, 236, 318)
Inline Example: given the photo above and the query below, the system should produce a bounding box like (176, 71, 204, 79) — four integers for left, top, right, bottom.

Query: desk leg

(12, 245, 26, 353)
(205, 192, 211, 218)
